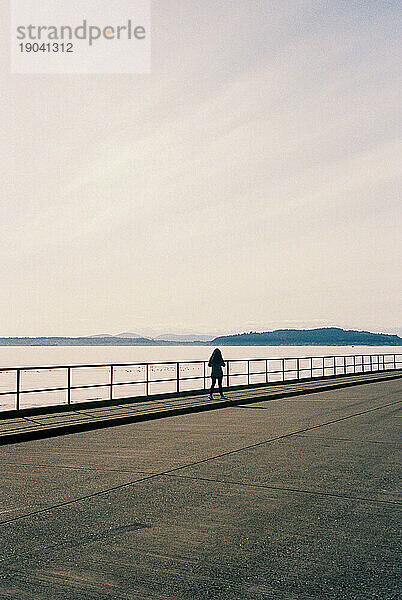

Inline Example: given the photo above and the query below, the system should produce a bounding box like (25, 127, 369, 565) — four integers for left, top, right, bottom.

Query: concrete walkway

(0, 376, 400, 599)
(0, 370, 400, 445)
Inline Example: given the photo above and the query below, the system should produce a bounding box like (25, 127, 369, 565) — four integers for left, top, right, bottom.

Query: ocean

(1, 344, 401, 368)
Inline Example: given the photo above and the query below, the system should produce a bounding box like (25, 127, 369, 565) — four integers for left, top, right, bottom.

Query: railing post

(203, 361, 206, 389)
(369, 355, 372, 373)
(265, 359, 268, 384)
(227, 360, 230, 388)
(176, 362, 180, 394)
(67, 367, 71, 405)
(146, 363, 149, 396)
(296, 358, 300, 380)
(344, 355, 346, 375)
(322, 357, 324, 377)
(110, 365, 113, 401)
(247, 360, 250, 385)
(282, 359, 285, 381)
(353, 355, 356, 374)
(16, 369, 20, 411)
(310, 357, 313, 379)
(394, 354, 396, 370)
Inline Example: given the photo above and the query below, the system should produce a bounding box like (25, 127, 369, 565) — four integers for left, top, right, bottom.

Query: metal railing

(0, 353, 400, 413)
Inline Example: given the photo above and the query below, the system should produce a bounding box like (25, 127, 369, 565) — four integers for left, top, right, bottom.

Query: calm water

(0, 344, 400, 368)
(0, 345, 400, 412)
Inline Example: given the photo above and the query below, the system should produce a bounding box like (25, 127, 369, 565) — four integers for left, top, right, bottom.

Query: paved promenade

(0, 376, 400, 599)
(0, 370, 400, 445)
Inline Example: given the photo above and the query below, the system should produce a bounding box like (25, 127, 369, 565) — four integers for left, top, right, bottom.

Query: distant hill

(115, 332, 144, 338)
(87, 332, 146, 339)
(212, 327, 402, 346)
(154, 333, 215, 342)
(87, 333, 115, 338)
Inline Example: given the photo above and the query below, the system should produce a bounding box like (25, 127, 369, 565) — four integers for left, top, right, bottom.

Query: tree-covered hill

(212, 327, 402, 346)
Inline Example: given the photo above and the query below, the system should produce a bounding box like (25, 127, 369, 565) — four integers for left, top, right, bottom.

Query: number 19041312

(19, 42, 73, 52)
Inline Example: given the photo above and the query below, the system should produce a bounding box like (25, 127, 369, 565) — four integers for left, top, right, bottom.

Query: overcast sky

(1, 1, 401, 336)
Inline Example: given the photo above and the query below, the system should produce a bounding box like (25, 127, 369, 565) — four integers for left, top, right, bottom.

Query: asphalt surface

(0, 377, 400, 599)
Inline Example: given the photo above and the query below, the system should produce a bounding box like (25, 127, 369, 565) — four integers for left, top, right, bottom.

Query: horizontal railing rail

(0, 353, 400, 413)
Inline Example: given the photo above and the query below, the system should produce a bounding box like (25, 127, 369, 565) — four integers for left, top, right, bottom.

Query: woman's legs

(210, 376, 226, 397)
(218, 376, 223, 396)
(210, 376, 217, 394)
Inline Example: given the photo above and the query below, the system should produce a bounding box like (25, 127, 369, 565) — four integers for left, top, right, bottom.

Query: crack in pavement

(298, 434, 401, 446)
(0, 462, 154, 474)
(161, 473, 402, 506)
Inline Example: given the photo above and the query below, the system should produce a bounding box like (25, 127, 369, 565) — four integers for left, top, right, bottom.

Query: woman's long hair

(209, 348, 223, 363)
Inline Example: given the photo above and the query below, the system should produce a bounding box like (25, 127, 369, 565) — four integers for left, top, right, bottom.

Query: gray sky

(1, 1, 401, 336)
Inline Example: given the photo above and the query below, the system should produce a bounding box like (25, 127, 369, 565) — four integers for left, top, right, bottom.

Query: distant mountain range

(153, 333, 214, 342)
(89, 332, 145, 339)
(87, 331, 216, 342)
(213, 327, 402, 346)
(0, 336, 157, 346)
(0, 328, 400, 346)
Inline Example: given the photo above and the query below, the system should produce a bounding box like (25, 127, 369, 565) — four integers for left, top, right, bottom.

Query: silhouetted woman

(208, 348, 228, 399)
